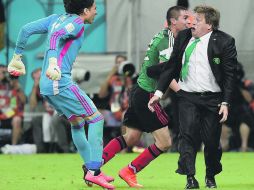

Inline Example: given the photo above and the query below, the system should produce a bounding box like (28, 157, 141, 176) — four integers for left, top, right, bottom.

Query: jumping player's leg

(83, 111, 114, 184)
(68, 86, 114, 189)
(85, 111, 104, 170)
(44, 86, 115, 189)
(68, 113, 114, 189)
(69, 116, 91, 164)
(66, 85, 104, 171)
(103, 127, 142, 164)
(44, 93, 92, 165)
(82, 114, 114, 189)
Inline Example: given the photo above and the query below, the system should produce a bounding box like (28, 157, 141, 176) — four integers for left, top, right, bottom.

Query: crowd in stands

(0, 64, 25, 146)
(1, 57, 254, 154)
(0, 65, 72, 154)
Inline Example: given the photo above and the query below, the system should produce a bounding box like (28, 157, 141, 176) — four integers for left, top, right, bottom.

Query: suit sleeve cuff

(154, 90, 163, 99)
(14, 47, 24, 55)
(220, 102, 230, 107)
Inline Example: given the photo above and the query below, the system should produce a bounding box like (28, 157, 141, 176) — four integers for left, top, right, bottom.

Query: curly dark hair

(63, 0, 94, 15)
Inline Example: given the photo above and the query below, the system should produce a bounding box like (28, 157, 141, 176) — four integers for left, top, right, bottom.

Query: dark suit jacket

(156, 28, 237, 104)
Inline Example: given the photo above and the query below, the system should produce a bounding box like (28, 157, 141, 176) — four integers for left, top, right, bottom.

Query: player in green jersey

(102, 6, 189, 188)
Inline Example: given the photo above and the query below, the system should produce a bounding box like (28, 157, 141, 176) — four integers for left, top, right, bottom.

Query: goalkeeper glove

(8, 54, 26, 76)
(46, 57, 61, 81)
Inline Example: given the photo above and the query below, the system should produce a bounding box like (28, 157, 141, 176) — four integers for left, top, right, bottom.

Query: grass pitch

(0, 152, 254, 190)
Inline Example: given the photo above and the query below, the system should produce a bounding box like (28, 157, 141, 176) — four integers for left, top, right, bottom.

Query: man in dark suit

(148, 5, 237, 189)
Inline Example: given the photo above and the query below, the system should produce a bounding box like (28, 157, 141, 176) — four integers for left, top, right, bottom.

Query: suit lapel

(207, 31, 217, 65)
(180, 30, 192, 58)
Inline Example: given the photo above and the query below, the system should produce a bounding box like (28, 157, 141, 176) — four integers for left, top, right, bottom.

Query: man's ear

(208, 24, 212, 31)
(170, 18, 176, 26)
(84, 8, 89, 14)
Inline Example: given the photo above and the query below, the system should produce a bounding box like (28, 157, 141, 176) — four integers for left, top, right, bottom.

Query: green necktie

(180, 38, 200, 80)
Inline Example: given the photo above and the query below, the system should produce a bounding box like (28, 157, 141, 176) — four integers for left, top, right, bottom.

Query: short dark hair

(166, 6, 187, 27)
(64, 0, 94, 15)
(115, 55, 127, 62)
(194, 5, 220, 30)
(177, 0, 189, 9)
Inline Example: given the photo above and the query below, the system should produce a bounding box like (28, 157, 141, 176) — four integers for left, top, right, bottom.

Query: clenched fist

(46, 57, 61, 81)
(8, 54, 26, 76)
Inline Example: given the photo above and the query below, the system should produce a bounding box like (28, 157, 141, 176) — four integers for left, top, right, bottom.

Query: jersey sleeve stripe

(74, 17, 83, 24)
(50, 28, 66, 49)
(58, 27, 84, 68)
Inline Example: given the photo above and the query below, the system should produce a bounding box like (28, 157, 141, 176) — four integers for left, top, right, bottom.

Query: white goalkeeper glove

(7, 54, 26, 76)
(46, 57, 61, 81)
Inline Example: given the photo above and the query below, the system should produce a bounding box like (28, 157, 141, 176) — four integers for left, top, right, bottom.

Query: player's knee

(69, 115, 84, 128)
(70, 122, 85, 129)
(166, 138, 172, 150)
(123, 134, 140, 147)
(85, 111, 104, 124)
(156, 138, 171, 152)
(11, 116, 22, 127)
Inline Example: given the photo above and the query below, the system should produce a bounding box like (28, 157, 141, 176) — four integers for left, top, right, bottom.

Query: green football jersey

(137, 29, 174, 92)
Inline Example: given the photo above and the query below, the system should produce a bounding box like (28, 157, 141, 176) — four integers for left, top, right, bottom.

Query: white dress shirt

(179, 31, 221, 92)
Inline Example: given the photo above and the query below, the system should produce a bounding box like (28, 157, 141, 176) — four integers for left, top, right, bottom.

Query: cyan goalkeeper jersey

(15, 14, 85, 95)
(137, 29, 174, 92)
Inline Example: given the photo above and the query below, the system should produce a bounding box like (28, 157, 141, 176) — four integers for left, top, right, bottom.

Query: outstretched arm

(8, 14, 57, 76)
(15, 14, 57, 54)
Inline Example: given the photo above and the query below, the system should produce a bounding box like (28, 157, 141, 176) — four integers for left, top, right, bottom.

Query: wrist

(154, 90, 163, 99)
(49, 57, 57, 66)
(221, 102, 229, 107)
(13, 54, 22, 60)
(33, 85, 39, 90)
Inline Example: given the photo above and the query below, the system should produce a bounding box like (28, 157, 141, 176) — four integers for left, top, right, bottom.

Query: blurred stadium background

(0, 1, 254, 189)
(0, 0, 253, 96)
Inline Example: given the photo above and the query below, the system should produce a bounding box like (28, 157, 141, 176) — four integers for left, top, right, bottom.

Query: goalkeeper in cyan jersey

(7, 0, 115, 189)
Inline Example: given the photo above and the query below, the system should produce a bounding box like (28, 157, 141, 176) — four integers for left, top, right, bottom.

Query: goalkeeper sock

(71, 126, 91, 164)
(87, 115, 104, 168)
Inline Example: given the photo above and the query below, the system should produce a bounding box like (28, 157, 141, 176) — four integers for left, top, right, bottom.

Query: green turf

(0, 152, 254, 190)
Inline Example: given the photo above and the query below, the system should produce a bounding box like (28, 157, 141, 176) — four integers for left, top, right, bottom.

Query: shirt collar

(190, 31, 212, 44)
(168, 29, 174, 38)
